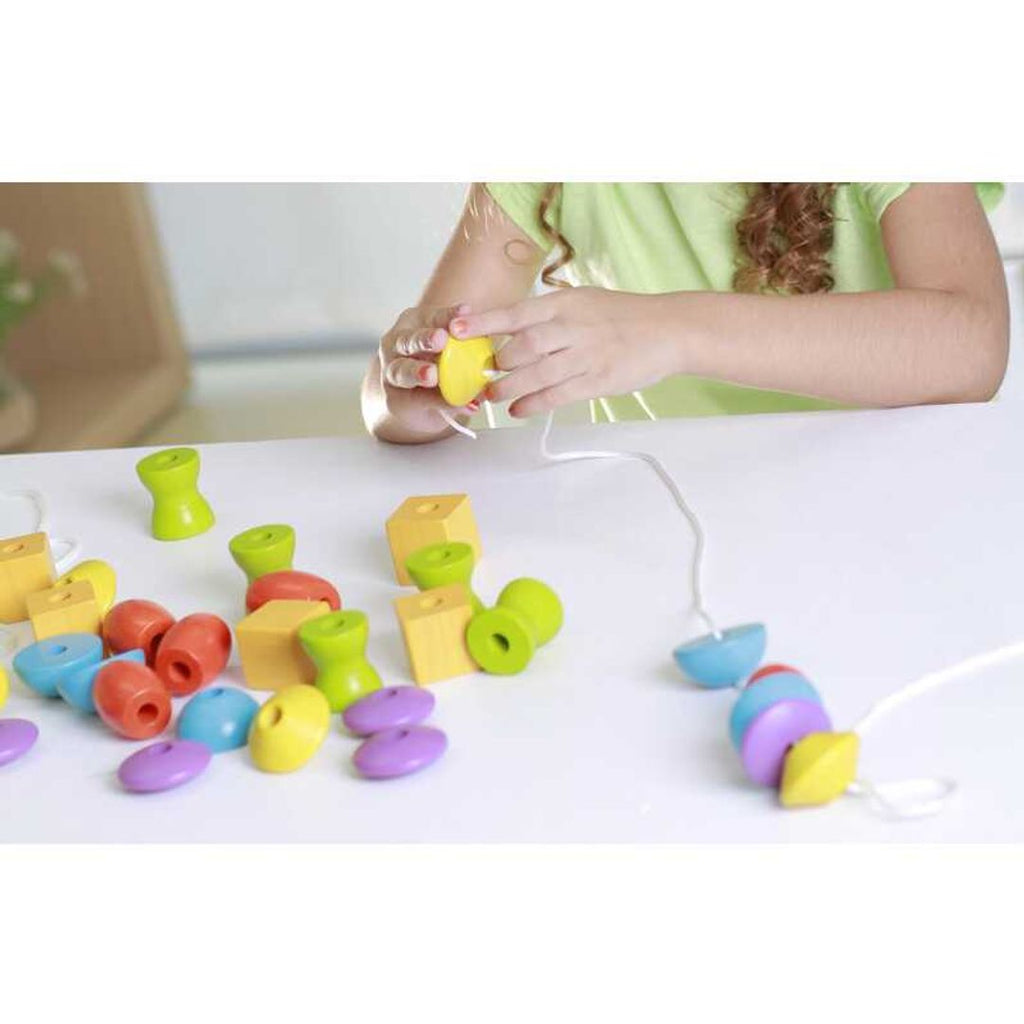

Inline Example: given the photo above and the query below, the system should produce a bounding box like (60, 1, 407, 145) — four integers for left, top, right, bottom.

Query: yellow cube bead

(26, 580, 102, 641)
(385, 494, 482, 586)
(0, 532, 56, 623)
(394, 583, 477, 685)
(780, 732, 860, 808)
(235, 599, 330, 691)
(55, 559, 117, 615)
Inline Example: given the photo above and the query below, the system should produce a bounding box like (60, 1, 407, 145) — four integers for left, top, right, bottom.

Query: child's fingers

(494, 323, 565, 371)
(486, 350, 584, 404)
(385, 357, 438, 389)
(450, 297, 551, 339)
(392, 327, 448, 357)
(427, 302, 471, 329)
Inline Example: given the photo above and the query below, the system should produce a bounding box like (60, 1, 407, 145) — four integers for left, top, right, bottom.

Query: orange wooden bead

(104, 599, 176, 666)
(154, 613, 233, 696)
(245, 571, 341, 614)
(93, 661, 172, 740)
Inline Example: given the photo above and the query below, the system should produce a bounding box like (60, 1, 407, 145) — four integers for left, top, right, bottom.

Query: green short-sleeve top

(483, 182, 1004, 424)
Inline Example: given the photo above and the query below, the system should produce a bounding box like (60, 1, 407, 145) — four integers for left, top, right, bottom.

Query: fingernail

(483, 386, 495, 401)
(417, 364, 432, 383)
(465, 400, 480, 412)
(450, 319, 467, 337)
(431, 329, 447, 349)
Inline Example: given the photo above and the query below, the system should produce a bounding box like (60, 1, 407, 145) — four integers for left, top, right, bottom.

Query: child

(361, 183, 1008, 444)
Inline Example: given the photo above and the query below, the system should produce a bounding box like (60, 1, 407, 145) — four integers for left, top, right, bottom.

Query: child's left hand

(449, 287, 680, 418)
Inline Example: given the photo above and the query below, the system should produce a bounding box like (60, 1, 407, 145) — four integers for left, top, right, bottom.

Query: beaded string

(440, 383, 1024, 819)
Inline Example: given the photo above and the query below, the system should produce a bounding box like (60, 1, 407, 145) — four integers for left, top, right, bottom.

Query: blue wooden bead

(672, 623, 767, 689)
(728, 671, 822, 750)
(13, 633, 103, 698)
(177, 685, 259, 753)
(57, 649, 146, 712)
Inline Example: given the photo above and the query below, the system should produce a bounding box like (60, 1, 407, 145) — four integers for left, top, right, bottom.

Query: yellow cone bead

(0, 665, 8, 709)
(437, 335, 495, 407)
(248, 684, 330, 773)
(780, 732, 860, 808)
(56, 559, 117, 615)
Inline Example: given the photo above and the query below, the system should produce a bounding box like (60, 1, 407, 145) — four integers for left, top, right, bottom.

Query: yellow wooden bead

(385, 494, 482, 586)
(0, 532, 56, 623)
(0, 665, 8, 710)
(56, 559, 117, 615)
(437, 335, 495, 408)
(26, 580, 102, 641)
(394, 583, 477, 685)
(235, 599, 331, 691)
(780, 731, 860, 808)
(248, 684, 330, 773)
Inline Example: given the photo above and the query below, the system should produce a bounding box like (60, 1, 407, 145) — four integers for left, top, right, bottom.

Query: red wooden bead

(245, 570, 341, 614)
(104, 599, 176, 666)
(748, 663, 802, 686)
(94, 661, 172, 740)
(154, 613, 232, 696)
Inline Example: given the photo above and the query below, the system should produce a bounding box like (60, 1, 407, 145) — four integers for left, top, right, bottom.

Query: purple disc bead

(740, 699, 831, 788)
(0, 719, 39, 767)
(118, 739, 212, 793)
(353, 725, 447, 779)
(342, 685, 435, 736)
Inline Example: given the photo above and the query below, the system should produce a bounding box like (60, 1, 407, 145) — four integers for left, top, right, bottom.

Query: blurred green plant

(0, 228, 85, 351)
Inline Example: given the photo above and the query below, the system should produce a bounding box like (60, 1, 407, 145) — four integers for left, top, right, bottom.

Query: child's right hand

(375, 302, 476, 435)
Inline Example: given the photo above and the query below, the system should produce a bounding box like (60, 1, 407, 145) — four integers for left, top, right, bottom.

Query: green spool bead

(466, 577, 563, 675)
(405, 541, 484, 614)
(135, 447, 215, 541)
(298, 609, 382, 713)
(229, 524, 296, 583)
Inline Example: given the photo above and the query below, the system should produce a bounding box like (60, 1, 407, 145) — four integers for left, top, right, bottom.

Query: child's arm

(452, 184, 1010, 418)
(361, 184, 544, 443)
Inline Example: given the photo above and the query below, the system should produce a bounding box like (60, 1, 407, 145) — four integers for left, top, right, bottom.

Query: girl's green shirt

(483, 182, 1003, 423)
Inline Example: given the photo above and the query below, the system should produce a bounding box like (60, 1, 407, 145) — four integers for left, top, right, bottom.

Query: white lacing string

(1, 489, 80, 571)
(842, 641, 1024, 819)
(438, 391, 720, 636)
(538, 408, 720, 638)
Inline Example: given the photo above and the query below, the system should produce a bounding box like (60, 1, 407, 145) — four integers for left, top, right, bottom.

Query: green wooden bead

(405, 541, 484, 614)
(298, 610, 382, 713)
(136, 447, 215, 541)
(466, 577, 563, 675)
(229, 524, 295, 584)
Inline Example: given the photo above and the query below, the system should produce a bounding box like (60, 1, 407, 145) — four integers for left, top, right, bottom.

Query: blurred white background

(149, 182, 1024, 352)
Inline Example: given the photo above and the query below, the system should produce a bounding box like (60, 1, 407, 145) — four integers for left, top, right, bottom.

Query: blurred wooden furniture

(0, 184, 188, 452)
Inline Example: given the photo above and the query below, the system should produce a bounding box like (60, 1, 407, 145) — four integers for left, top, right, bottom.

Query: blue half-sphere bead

(13, 633, 103, 698)
(178, 685, 259, 753)
(672, 623, 767, 689)
(57, 648, 146, 712)
(728, 671, 822, 750)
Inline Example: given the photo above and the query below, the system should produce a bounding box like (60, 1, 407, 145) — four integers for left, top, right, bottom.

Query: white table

(2, 401, 1023, 842)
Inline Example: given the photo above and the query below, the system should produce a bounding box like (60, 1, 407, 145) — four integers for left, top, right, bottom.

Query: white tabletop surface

(2, 400, 1023, 843)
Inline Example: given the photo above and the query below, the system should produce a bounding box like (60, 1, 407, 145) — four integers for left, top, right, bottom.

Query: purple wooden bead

(0, 719, 39, 767)
(740, 699, 832, 788)
(118, 739, 212, 793)
(353, 725, 447, 779)
(342, 685, 435, 736)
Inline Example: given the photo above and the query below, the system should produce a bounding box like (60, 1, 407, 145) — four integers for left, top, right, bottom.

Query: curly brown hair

(536, 183, 838, 294)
